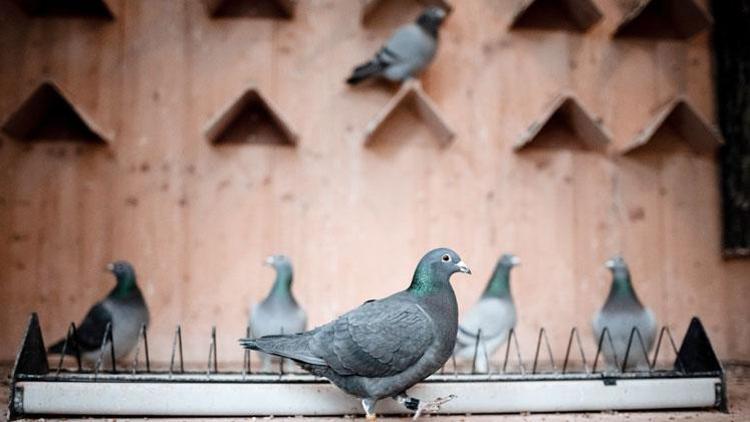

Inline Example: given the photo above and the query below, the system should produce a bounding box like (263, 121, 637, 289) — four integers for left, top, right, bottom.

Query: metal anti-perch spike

(470, 328, 482, 374)
(55, 322, 82, 378)
(169, 325, 184, 376)
(242, 326, 251, 378)
(562, 327, 589, 374)
(207, 326, 218, 376)
(532, 327, 556, 374)
(651, 326, 685, 372)
(593, 326, 619, 373)
(621, 326, 651, 373)
(131, 323, 150, 374)
(502, 328, 525, 375)
(94, 322, 116, 377)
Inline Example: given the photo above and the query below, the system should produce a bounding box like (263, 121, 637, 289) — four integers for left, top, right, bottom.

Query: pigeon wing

(75, 302, 114, 352)
(310, 297, 434, 378)
(383, 25, 432, 62)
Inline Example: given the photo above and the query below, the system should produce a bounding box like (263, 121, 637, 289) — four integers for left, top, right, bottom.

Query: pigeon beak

(605, 259, 615, 269)
(264, 256, 275, 266)
(456, 260, 471, 275)
(510, 256, 521, 266)
(105, 263, 114, 272)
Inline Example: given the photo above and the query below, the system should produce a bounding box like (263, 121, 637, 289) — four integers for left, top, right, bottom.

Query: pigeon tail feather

(240, 333, 327, 366)
(346, 60, 386, 85)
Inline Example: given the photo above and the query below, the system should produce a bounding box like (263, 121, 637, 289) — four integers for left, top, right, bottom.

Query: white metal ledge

(14, 376, 721, 417)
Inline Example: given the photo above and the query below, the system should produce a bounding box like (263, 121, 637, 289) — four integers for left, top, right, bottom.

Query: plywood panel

(0, 0, 747, 367)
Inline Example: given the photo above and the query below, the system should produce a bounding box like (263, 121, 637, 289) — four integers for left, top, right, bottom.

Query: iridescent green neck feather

(482, 264, 511, 298)
(113, 271, 137, 299)
(606, 268, 641, 305)
(408, 263, 443, 296)
(271, 264, 293, 297)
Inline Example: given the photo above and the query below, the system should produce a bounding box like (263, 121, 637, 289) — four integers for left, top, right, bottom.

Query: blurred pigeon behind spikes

(249, 254, 307, 371)
(241, 248, 471, 419)
(48, 261, 150, 363)
(455, 253, 520, 373)
(592, 256, 656, 370)
(346, 6, 447, 85)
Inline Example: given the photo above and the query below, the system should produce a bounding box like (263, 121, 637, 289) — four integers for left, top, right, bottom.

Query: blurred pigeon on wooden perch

(48, 260, 150, 363)
(455, 253, 520, 373)
(346, 6, 447, 85)
(592, 256, 656, 370)
(249, 254, 307, 372)
(241, 247, 471, 419)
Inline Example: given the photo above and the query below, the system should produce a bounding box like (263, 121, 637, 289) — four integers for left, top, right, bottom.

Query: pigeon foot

(395, 393, 456, 419)
(412, 394, 456, 420)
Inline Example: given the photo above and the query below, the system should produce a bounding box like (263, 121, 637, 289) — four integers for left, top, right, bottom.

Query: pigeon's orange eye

(442, 254, 451, 262)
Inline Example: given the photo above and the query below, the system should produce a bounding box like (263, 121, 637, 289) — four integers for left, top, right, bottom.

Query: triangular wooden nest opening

(515, 93, 611, 151)
(1, 81, 112, 144)
(614, 0, 712, 40)
(10, 0, 114, 18)
(363, 79, 454, 147)
(510, 0, 603, 32)
(204, 86, 298, 146)
(360, 0, 452, 24)
(621, 97, 722, 155)
(203, 0, 296, 19)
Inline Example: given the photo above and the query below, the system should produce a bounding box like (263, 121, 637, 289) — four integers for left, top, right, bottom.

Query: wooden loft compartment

(1, 81, 112, 144)
(9, 0, 114, 18)
(204, 86, 298, 146)
(514, 93, 611, 151)
(363, 79, 454, 147)
(203, 0, 296, 19)
(360, 0, 452, 25)
(614, 0, 712, 40)
(620, 97, 723, 155)
(510, 0, 603, 32)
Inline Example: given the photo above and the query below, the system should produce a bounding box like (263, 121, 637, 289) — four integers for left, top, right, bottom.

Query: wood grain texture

(0, 0, 747, 365)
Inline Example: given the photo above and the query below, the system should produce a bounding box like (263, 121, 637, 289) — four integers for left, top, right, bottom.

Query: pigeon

(249, 254, 307, 371)
(48, 260, 150, 363)
(241, 247, 471, 419)
(592, 256, 656, 371)
(346, 6, 448, 85)
(455, 253, 520, 373)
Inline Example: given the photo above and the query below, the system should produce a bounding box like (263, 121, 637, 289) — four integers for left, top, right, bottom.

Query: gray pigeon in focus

(241, 247, 471, 419)
(455, 253, 520, 373)
(592, 256, 656, 370)
(48, 260, 150, 363)
(249, 254, 307, 371)
(346, 6, 447, 85)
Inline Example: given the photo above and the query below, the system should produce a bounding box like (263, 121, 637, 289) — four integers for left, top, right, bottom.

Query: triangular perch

(1, 81, 113, 144)
(204, 86, 298, 145)
(620, 97, 722, 155)
(363, 79, 454, 147)
(510, 0, 603, 32)
(360, 0, 452, 24)
(9, 0, 115, 18)
(515, 93, 611, 151)
(203, 0, 296, 18)
(614, 0, 712, 40)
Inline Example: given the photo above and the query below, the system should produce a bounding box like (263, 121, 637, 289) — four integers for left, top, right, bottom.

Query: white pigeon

(455, 253, 520, 372)
(592, 256, 657, 371)
(249, 255, 307, 371)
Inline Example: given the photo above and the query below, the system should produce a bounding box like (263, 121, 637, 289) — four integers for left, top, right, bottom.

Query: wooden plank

(0, 0, 746, 366)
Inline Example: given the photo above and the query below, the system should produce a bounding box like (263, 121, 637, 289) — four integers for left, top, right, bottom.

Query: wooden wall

(0, 0, 748, 366)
